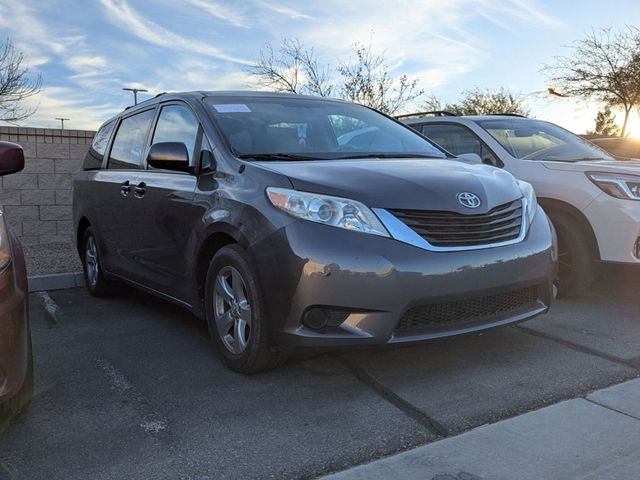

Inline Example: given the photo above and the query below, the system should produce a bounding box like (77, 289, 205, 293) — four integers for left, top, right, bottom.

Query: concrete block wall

(0, 126, 95, 245)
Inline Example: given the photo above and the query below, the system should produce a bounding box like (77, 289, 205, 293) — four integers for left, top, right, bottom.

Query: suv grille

(388, 199, 523, 248)
(395, 286, 540, 334)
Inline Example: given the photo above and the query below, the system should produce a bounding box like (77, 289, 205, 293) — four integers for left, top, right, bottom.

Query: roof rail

(488, 113, 527, 117)
(123, 92, 165, 110)
(396, 110, 458, 119)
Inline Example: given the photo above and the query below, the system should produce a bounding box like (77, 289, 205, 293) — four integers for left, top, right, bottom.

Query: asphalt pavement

(0, 275, 639, 479)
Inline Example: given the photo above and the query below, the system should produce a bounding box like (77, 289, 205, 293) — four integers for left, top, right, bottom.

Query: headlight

(0, 212, 11, 270)
(266, 187, 389, 237)
(517, 180, 537, 227)
(587, 172, 640, 200)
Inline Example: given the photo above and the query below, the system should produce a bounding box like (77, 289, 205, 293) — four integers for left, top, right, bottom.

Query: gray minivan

(73, 92, 556, 373)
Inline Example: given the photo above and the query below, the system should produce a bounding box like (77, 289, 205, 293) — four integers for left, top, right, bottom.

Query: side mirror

(456, 152, 483, 164)
(147, 142, 192, 172)
(0, 141, 25, 176)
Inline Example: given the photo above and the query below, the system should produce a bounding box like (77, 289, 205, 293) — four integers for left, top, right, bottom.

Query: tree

(588, 105, 621, 137)
(248, 38, 423, 114)
(421, 87, 529, 116)
(545, 27, 640, 137)
(0, 39, 41, 123)
(249, 38, 333, 97)
(338, 42, 423, 115)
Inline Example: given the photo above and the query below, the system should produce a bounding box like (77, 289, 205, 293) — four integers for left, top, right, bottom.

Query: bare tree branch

(338, 42, 423, 115)
(247, 38, 333, 96)
(0, 38, 41, 124)
(544, 26, 640, 136)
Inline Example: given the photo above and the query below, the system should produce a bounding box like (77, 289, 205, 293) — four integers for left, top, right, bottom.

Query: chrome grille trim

(374, 198, 528, 252)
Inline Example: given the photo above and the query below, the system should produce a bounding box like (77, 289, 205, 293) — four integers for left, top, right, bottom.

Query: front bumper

(0, 236, 29, 402)
(253, 207, 556, 349)
(583, 193, 640, 264)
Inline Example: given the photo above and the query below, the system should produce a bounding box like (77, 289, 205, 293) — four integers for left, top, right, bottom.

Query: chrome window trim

(373, 198, 528, 252)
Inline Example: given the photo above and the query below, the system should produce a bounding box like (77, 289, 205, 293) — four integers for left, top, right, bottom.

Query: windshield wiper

(237, 153, 327, 161)
(331, 153, 443, 160)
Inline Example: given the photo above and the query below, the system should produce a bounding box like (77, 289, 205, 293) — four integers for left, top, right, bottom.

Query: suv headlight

(587, 172, 640, 200)
(0, 212, 11, 270)
(266, 187, 389, 237)
(517, 180, 537, 227)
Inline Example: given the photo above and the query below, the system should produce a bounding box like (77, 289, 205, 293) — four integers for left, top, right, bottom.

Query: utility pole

(122, 87, 149, 105)
(55, 117, 70, 129)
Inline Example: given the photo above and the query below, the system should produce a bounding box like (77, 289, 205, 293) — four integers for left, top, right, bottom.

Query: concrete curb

(28, 272, 84, 292)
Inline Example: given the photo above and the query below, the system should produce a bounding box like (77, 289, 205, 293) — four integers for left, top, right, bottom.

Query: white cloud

(257, 1, 311, 19)
(183, 0, 249, 27)
(99, 0, 251, 64)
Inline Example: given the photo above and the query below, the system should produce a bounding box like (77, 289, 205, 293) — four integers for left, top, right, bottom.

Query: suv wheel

(82, 227, 110, 297)
(0, 328, 33, 421)
(205, 245, 285, 373)
(549, 212, 594, 296)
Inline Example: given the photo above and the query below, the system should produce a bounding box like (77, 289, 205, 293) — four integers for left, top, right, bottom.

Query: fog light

(302, 307, 350, 330)
(635, 237, 640, 259)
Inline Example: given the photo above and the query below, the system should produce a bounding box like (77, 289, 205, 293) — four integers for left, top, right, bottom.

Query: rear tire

(0, 328, 33, 420)
(81, 227, 110, 297)
(205, 245, 285, 373)
(549, 212, 594, 296)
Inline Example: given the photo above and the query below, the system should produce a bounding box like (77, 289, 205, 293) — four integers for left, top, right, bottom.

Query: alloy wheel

(85, 236, 99, 288)
(213, 266, 252, 354)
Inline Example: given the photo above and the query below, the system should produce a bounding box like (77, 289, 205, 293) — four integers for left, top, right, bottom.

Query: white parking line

(37, 291, 62, 324)
(95, 358, 169, 435)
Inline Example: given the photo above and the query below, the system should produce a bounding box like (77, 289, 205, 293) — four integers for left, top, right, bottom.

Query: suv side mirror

(0, 141, 25, 176)
(147, 142, 192, 172)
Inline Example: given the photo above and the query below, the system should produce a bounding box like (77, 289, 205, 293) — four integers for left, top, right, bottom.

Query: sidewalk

(324, 378, 640, 480)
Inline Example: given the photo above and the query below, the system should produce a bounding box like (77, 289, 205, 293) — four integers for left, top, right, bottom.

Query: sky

(0, 0, 639, 134)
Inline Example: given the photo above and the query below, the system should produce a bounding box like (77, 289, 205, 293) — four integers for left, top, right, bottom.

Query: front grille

(388, 199, 523, 248)
(395, 286, 540, 334)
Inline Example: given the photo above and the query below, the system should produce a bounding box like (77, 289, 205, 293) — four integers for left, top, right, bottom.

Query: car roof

(402, 115, 534, 124)
(101, 90, 349, 126)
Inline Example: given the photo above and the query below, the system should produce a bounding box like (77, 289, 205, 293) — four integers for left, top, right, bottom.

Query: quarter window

(108, 109, 155, 169)
(84, 120, 116, 170)
(152, 104, 200, 162)
(421, 124, 499, 166)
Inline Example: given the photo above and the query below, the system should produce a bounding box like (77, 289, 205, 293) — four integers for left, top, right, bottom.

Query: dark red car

(0, 141, 32, 420)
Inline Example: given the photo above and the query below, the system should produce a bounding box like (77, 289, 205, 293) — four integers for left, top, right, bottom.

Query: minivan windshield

(477, 118, 615, 162)
(206, 96, 447, 160)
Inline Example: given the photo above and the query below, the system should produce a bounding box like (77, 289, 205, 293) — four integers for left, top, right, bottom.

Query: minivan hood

(254, 158, 522, 212)
(542, 159, 640, 175)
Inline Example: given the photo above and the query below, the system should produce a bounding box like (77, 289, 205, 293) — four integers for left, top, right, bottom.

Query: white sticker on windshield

(212, 104, 251, 113)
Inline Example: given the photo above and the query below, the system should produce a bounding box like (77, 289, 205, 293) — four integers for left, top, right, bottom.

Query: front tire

(549, 212, 594, 296)
(82, 227, 110, 297)
(205, 245, 285, 373)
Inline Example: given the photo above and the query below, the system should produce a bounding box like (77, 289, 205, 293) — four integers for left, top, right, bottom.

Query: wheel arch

(76, 216, 91, 257)
(194, 225, 251, 306)
(538, 197, 600, 260)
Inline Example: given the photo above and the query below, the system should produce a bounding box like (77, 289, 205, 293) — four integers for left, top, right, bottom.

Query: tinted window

(108, 109, 155, 169)
(84, 120, 116, 170)
(200, 136, 215, 171)
(421, 124, 499, 166)
(152, 104, 199, 162)
(478, 118, 614, 162)
(206, 97, 446, 160)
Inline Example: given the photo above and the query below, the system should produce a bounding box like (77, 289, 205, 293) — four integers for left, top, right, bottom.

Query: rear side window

(421, 123, 499, 166)
(108, 109, 155, 169)
(152, 104, 199, 162)
(83, 120, 116, 170)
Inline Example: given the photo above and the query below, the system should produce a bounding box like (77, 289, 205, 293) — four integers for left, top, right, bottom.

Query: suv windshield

(206, 96, 447, 160)
(477, 118, 614, 162)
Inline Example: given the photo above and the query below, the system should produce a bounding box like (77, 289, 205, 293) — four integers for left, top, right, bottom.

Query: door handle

(120, 180, 131, 196)
(134, 181, 146, 198)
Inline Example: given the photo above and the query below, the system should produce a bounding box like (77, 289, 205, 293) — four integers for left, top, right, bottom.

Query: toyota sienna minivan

(73, 92, 556, 373)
